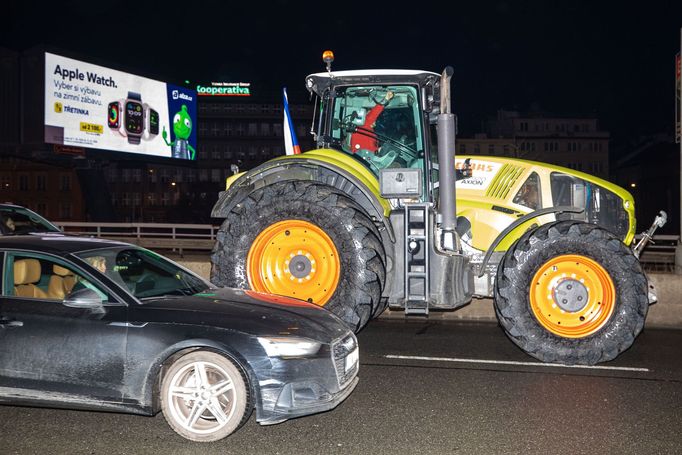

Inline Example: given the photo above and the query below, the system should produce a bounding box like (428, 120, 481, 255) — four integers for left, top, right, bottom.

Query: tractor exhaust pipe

(437, 66, 457, 252)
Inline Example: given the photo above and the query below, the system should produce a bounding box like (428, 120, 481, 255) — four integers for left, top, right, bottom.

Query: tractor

(210, 52, 665, 365)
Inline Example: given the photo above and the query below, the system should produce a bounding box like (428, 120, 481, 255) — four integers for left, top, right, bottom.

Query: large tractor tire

(494, 220, 648, 365)
(211, 181, 386, 332)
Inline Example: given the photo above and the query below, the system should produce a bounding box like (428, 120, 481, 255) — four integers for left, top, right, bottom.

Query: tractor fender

(210, 155, 395, 242)
(477, 206, 584, 277)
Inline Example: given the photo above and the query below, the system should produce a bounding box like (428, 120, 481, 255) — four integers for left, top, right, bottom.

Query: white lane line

(384, 355, 650, 372)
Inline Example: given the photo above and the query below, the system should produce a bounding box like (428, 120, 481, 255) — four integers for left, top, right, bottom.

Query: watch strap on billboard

(128, 91, 141, 101)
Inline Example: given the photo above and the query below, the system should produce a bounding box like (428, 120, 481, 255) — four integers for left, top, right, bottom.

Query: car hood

(130, 287, 349, 343)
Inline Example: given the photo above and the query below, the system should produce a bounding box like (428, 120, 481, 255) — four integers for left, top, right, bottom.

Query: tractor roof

(305, 70, 440, 96)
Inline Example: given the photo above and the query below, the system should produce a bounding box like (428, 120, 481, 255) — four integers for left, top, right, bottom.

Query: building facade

(458, 110, 610, 178)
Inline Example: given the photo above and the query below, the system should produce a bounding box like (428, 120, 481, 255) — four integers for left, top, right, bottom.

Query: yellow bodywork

(224, 151, 636, 253)
(225, 148, 392, 216)
(456, 155, 636, 251)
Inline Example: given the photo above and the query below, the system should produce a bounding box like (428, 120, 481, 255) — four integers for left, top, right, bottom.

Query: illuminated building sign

(196, 82, 251, 96)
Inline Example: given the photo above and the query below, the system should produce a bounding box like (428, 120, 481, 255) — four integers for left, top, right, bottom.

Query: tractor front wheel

(494, 220, 648, 365)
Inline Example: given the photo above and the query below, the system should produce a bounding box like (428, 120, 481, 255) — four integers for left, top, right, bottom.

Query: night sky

(4, 0, 682, 144)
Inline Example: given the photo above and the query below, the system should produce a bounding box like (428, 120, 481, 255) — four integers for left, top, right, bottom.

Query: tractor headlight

(258, 337, 322, 358)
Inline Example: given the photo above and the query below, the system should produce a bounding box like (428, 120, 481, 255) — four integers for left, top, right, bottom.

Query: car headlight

(257, 337, 322, 358)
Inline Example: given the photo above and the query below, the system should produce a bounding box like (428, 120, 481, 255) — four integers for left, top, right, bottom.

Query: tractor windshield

(329, 85, 424, 175)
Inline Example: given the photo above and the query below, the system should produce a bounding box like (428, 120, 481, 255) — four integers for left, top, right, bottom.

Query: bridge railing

(55, 222, 220, 255)
(53, 222, 680, 269)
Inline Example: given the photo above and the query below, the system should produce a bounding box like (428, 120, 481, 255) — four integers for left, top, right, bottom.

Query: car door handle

(0, 318, 24, 328)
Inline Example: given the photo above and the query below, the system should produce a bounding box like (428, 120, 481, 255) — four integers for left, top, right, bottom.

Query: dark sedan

(0, 235, 359, 442)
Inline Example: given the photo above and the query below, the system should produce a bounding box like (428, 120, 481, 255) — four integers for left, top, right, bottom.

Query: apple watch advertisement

(44, 52, 197, 160)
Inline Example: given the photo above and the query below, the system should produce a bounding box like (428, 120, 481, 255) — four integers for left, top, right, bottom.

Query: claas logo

(54, 102, 63, 113)
(455, 161, 495, 173)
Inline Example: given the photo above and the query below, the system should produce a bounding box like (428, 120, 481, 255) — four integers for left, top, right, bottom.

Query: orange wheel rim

(247, 220, 340, 306)
(529, 254, 615, 338)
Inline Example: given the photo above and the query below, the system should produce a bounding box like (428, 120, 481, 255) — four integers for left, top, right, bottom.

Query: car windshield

(74, 247, 211, 299)
(0, 206, 60, 235)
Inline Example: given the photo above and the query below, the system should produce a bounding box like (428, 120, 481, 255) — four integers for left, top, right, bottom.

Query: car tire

(160, 350, 250, 442)
(211, 181, 386, 332)
(494, 220, 648, 365)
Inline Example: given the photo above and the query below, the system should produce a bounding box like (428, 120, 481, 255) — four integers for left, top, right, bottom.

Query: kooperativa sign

(44, 52, 198, 160)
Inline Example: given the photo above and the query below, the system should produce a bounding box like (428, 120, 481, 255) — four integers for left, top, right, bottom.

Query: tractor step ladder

(404, 204, 429, 316)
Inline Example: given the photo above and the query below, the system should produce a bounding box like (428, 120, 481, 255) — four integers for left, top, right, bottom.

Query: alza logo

(172, 90, 193, 102)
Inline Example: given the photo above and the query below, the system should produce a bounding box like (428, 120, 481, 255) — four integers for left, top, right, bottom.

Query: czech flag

(283, 87, 301, 155)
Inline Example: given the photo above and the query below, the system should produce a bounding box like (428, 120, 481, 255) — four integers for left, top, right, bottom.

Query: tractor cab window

(513, 172, 541, 210)
(329, 85, 424, 175)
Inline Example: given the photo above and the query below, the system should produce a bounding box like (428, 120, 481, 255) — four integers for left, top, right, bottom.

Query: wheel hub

(287, 254, 313, 279)
(553, 278, 588, 312)
(247, 220, 340, 306)
(529, 254, 616, 339)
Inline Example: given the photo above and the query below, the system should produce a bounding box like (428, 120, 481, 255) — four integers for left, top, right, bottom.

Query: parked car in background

(0, 235, 359, 442)
(0, 204, 61, 235)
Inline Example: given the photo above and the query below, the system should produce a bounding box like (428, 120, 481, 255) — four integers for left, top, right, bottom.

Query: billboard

(44, 52, 197, 160)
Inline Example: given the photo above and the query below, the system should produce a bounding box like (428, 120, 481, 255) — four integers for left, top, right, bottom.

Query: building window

(149, 168, 157, 183)
(59, 202, 72, 219)
(60, 175, 71, 191)
(212, 146, 221, 160)
(199, 169, 208, 182)
(161, 192, 170, 206)
(488, 144, 495, 153)
(132, 169, 142, 183)
(132, 193, 141, 207)
(211, 169, 221, 182)
(19, 175, 29, 191)
(147, 193, 156, 206)
(122, 169, 131, 183)
(248, 123, 258, 136)
(474, 144, 480, 154)
(36, 174, 46, 191)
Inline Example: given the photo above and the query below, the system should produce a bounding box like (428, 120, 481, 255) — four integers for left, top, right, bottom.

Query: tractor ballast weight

(210, 53, 662, 365)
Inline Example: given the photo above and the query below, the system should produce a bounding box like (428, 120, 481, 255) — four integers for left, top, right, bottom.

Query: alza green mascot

(162, 105, 196, 160)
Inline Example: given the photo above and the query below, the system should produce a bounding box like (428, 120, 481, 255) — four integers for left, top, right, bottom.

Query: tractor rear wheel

(494, 220, 648, 365)
(211, 181, 386, 332)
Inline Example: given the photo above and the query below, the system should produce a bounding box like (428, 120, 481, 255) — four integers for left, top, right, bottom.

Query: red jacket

(350, 104, 385, 153)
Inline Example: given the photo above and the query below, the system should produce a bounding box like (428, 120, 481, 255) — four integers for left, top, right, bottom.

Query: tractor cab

(305, 70, 441, 201)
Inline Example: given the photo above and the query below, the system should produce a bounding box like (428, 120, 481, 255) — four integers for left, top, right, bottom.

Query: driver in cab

(350, 90, 395, 154)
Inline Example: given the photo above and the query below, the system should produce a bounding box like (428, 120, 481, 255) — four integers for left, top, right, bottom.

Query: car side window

(5, 254, 109, 302)
(513, 172, 541, 210)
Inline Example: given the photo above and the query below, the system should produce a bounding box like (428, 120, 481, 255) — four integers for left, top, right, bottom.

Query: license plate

(345, 348, 359, 372)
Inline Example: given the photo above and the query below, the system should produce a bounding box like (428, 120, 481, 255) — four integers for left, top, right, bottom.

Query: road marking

(383, 355, 650, 372)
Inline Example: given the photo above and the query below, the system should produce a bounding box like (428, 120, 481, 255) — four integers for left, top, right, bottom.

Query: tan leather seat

(48, 264, 76, 299)
(14, 259, 48, 299)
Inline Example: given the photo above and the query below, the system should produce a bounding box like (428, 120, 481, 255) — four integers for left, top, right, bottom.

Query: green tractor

(210, 53, 665, 365)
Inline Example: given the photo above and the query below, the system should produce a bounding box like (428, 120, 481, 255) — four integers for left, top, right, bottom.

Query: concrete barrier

(172, 254, 681, 329)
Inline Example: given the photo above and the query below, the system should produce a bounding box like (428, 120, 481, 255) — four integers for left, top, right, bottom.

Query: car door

(0, 251, 127, 404)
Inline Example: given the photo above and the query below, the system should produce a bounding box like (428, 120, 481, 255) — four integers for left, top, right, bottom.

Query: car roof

(0, 234, 132, 255)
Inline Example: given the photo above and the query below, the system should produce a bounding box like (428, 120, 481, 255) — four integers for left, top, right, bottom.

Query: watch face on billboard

(108, 102, 120, 128)
(125, 101, 144, 135)
(149, 109, 159, 135)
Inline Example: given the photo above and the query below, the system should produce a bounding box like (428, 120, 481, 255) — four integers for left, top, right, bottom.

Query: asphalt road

(1, 319, 681, 455)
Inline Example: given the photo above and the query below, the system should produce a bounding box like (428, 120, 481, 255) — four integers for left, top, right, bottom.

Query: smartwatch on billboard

(107, 100, 126, 137)
(124, 92, 144, 145)
(143, 103, 159, 141)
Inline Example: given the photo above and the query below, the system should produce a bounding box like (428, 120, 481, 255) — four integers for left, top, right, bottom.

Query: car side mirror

(64, 288, 103, 309)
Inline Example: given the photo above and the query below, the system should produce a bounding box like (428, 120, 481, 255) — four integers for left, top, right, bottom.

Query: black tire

(160, 351, 251, 442)
(211, 181, 386, 332)
(494, 220, 648, 365)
